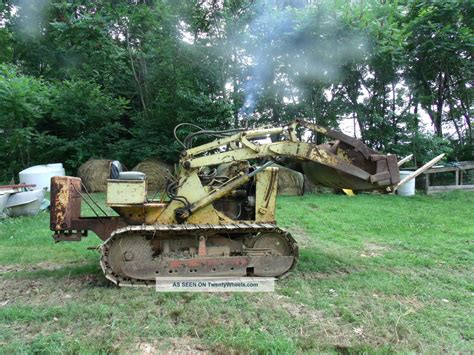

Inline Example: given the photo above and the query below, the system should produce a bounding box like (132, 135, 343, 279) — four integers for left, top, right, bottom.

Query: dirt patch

(360, 242, 390, 258)
(371, 293, 425, 312)
(363, 293, 427, 346)
(0, 274, 107, 307)
(1, 278, 61, 306)
(297, 268, 355, 281)
(265, 293, 324, 322)
(0, 262, 65, 274)
(136, 337, 208, 354)
(257, 293, 357, 348)
(0, 261, 105, 307)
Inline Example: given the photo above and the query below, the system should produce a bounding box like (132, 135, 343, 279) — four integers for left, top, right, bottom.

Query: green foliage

(0, 28, 13, 63)
(403, 0, 473, 138)
(409, 132, 454, 166)
(36, 80, 128, 171)
(0, 0, 471, 178)
(0, 64, 127, 179)
(0, 65, 50, 180)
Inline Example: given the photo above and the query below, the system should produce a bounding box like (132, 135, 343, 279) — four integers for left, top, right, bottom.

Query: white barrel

(397, 170, 416, 196)
(19, 164, 65, 191)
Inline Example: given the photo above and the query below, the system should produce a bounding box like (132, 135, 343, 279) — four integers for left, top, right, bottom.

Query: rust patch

(50, 176, 126, 241)
(50, 176, 82, 231)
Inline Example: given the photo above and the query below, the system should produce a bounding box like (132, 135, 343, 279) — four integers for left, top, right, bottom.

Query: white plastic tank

(397, 170, 416, 196)
(19, 164, 66, 191)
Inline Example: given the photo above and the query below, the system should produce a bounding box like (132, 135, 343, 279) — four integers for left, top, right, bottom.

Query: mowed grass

(0, 191, 473, 353)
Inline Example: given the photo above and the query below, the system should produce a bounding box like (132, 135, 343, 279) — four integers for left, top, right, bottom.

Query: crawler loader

(50, 119, 400, 286)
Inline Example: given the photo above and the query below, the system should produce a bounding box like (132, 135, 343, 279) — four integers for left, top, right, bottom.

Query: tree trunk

(434, 72, 445, 137)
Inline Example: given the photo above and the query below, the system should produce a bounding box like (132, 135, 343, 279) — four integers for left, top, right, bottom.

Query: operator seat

(110, 160, 146, 181)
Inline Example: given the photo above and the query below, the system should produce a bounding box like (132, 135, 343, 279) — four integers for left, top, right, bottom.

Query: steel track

(100, 223, 298, 287)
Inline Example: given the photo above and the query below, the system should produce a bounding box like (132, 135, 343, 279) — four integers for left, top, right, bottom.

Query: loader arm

(179, 119, 399, 188)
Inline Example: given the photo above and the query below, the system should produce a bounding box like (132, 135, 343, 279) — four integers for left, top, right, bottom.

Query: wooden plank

(427, 185, 474, 194)
(426, 163, 474, 174)
(425, 166, 459, 173)
(456, 162, 474, 169)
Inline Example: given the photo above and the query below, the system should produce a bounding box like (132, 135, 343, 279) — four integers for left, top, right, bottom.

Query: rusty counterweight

(50, 176, 126, 241)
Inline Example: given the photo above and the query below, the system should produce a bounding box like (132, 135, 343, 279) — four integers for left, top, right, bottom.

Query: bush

(0, 64, 50, 181)
(0, 64, 128, 180)
(35, 80, 128, 172)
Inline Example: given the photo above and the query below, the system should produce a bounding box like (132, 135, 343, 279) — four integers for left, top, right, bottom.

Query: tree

(403, 0, 473, 144)
(0, 0, 471, 177)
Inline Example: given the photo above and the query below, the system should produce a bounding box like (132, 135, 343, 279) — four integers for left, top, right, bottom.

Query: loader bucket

(301, 142, 400, 190)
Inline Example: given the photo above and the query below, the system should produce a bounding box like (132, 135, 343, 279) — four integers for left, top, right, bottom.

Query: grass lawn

(0, 191, 473, 353)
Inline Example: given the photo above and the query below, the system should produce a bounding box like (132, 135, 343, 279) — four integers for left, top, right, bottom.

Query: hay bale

(275, 164, 304, 196)
(77, 159, 112, 192)
(303, 175, 319, 194)
(132, 160, 172, 191)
